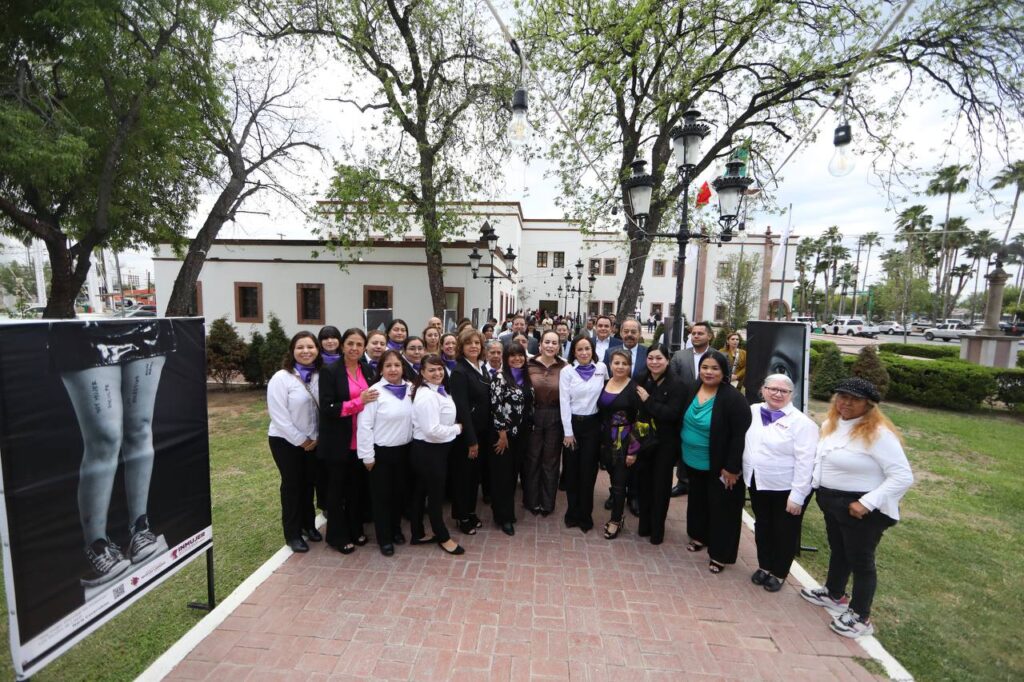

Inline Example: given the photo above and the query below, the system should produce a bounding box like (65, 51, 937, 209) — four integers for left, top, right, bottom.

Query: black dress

(634, 370, 685, 544)
(597, 381, 640, 524)
(449, 358, 492, 526)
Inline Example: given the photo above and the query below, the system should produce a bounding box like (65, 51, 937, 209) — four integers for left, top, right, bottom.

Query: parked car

(923, 322, 975, 341)
(827, 318, 879, 337)
(876, 320, 905, 335)
(998, 320, 1024, 337)
(910, 318, 935, 333)
(794, 316, 816, 330)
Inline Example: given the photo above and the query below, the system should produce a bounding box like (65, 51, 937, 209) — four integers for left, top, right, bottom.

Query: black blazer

(318, 359, 373, 461)
(681, 381, 752, 474)
(401, 357, 421, 383)
(450, 357, 492, 448)
(597, 381, 641, 426)
(636, 371, 685, 445)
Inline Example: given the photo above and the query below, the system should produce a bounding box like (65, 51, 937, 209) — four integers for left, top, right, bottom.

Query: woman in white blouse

(559, 336, 608, 533)
(409, 354, 465, 555)
(743, 374, 819, 592)
(266, 331, 323, 554)
(801, 378, 913, 639)
(357, 350, 414, 557)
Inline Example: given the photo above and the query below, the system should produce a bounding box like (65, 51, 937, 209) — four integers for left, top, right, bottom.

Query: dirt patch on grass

(207, 387, 264, 417)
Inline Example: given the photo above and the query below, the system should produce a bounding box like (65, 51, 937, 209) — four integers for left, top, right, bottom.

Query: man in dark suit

(592, 315, 622, 361)
(555, 321, 573, 358)
(500, 315, 539, 354)
(668, 321, 713, 496)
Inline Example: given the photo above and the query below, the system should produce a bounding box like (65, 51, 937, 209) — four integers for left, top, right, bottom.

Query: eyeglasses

(763, 387, 792, 395)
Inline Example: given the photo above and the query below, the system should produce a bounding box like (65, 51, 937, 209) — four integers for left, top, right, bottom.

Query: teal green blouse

(681, 395, 715, 470)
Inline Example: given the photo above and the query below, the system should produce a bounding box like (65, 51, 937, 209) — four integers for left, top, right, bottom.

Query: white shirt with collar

(558, 361, 609, 436)
(812, 416, 914, 520)
(412, 382, 461, 443)
(267, 369, 320, 446)
(743, 402, 820, 505)
(691, 346, 710, 376)
(594, 335, 612, 361)
(357, 379, 414, 463)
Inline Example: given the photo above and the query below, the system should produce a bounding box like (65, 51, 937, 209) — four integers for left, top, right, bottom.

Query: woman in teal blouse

(680, 350, 752, 573)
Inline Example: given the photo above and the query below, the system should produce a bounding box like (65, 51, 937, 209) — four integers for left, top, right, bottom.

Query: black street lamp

(563, 258, 589, 332)
(468, 220, 516, 319)
(637, 285, 645, 318)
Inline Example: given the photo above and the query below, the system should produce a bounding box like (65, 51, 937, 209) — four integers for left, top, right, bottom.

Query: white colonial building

(153, 201, 797, 335)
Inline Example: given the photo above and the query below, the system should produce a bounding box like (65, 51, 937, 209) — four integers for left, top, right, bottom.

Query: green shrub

(1017, 350, 1024, 369)
(851, 346, 891, 398)
(880, 353, 996, 410)
(206, 316, 247, 390)
(243, 330, 267, 386)
(810, 339, 838, 353)
(877, 342, 959, 359)
(993, 369, 1024, 412)
(811, 347, 847, 400)
(809, 348, 821, 374)
(260, 314, 290, 379)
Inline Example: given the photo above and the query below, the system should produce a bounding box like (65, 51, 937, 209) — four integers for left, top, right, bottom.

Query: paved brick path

(166, 474, 883, 681)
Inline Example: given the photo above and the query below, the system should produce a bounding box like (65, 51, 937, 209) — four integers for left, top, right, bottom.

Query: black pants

(491, 431, 525, 525)
(563, 415, 600, 530)
(636, 439, 677, 542)
(312, 456, 328, 513)
(268, 437, 316, 542)
(607, 456, 631, 523)
(323, 451, 365, 549)
(369, 444, 409, 546)
(817, 487, 895, 618)
(410, 439, 453, 543)
(685, 465, 745, 564)
(524, 407, 562, 512)
(749, 475, 806, 579)
(450, 429, 489, 522)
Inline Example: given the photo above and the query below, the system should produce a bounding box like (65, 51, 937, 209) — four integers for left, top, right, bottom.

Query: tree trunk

(42, 239, 88, 318)
(418, 152, 446, 316)
(615, 200, 659, 318)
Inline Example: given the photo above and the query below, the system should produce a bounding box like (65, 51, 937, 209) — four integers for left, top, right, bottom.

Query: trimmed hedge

(878, 353, 996, 410)
(810, 339, 839, 353)
(994, 369, 1024, 412)
(877, 342, 959, 359)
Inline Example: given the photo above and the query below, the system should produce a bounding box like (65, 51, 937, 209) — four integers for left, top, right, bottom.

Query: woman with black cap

(801, 377, 913, 639)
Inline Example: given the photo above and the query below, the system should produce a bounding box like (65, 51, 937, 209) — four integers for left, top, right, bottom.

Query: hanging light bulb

(508, 88, 530, 146)
(828, 122, 855, 177)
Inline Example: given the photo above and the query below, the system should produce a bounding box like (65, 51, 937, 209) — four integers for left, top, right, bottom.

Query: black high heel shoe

(603, 519, 623, 540)
(439, 540, 465, 555)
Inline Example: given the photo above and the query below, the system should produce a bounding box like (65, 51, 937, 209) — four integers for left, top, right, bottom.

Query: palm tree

(948, 263, 975, 310)
(926, 165, 970, 317)
(852, 232, 881, 316)
(818, 227, 849, 320)
(965, 229, 999, 323)
(836, 262, 858, 317)
(992, 161, 1024, 245)
(940, 218, 972, 316)
(795, 239, 815, 315)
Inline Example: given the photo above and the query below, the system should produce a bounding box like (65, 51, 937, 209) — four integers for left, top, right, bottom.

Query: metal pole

(671, 176, 691, 352)
(777, 234, 791, 320)
(188, 547, 216, 611)
(113, 250, 126, 316)
(488, 250, 495, 322)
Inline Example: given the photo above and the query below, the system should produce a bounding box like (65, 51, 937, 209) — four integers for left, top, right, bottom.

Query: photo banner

(0, 318, 212, 679)
(743, 320, 811, 411)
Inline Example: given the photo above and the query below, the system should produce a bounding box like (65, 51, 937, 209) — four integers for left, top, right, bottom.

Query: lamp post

(562, 258, 587, 333)
(637, 285, 645, 319)
(468, 220, 516, 320)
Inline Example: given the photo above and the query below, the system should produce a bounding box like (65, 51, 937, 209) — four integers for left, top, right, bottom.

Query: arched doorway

(767, 299, 791, 320)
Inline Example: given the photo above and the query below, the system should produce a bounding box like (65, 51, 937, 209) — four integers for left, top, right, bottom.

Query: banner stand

(187, 548, 216, 611)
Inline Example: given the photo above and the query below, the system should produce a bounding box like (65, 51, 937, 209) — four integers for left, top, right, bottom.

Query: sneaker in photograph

(799, 586, 850, 616)
(128, 515, 159, 564)
(81, 538, 131, 587)
(830, 608, 875, 638)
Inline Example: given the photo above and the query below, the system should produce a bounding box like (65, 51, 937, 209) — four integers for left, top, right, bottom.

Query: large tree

(0, 0, 227, 317)
(244, 0, 511, 315)
(925, 164, 970, 318)
(520, 0, 1024, 317)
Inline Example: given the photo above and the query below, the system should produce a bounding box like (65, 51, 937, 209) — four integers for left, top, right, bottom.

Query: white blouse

(559, 361, 609, 436)
(812, 416, 914, 520)
(356, 379, 414, 463)
(411, 383, 461, 443)
(267, 369, 320, 446)
(743, 403, 820, 506)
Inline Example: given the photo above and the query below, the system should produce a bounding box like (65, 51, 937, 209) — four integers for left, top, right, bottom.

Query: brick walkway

(166, 473, 883, 681)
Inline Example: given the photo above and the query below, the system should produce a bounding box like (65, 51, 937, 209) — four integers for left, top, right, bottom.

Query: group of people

(266, 312, 913, 639)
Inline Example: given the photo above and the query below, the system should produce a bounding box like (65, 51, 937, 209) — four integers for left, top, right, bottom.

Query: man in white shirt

(592, 315, 622, 361)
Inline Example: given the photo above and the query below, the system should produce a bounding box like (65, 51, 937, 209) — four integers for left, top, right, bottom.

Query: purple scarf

(760, 406, 786, 426)
(382, 382, 407, 400)
(510, 367, 525, 386)
(436, 384, 448, 397)
(368, 359, 379, 372)
(607, 412, 640, 458)
(442, 357, 457, 371)
(575, 363, 596, 381)
(321, 351, 340, 365)
(489, 367, 499, 378)
(387, 339, 402, 351)
(294, 363, 315, 383)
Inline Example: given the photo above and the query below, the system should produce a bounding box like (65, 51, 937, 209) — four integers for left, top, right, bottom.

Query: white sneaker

(830, 608, 875, 638)
(799, 586, 850, 616)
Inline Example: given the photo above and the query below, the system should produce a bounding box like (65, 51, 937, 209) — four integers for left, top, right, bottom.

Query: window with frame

(717, 261, 733, 277)
(553, 251, 565, 269)
(672, 260, 679, 277)
(363, 286, 392, 309)
(603, 259, 616, 276)
(601, 300, 615, 315)
(296, 283, 325, 325)
(714, 304, 728, 322)
(652, 260, 666, 277)
(588, 301, 600, 316)
(235, 282, 263, 323)
(589, 258, 601, 275)
(650, 303, 663, 317)
(536, 251, 548, 268)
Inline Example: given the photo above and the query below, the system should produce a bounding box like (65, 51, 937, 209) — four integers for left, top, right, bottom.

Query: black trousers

(450, 428, 490, 522)
(323, 451, 365, 549)
(524, 407, 563, 512)
(817, 487, 895, 618)
(268, 437, 316, 541)
(410, 439, 453, 543)
(369, 444, 409, 546)
(749, 475, 806, 579)
(607, 456, 631, 523)
(312, 456, 328, 512)
(563, 415, 600, 530)
(491, 430, 525, 525)
(636, 439, 678, 542)
(685, 465, 745, 564)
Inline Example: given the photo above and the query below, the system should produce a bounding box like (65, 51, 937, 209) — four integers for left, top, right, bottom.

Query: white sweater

(558, 361, 608, 436)
(743, 403, 820, 506)
(267, 369, 320, 446)
(411, 383, 461, 443)
(356, 379, 414, 463)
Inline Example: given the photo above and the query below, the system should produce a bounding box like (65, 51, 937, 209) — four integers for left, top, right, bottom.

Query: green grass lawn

(0, 391, 1021, 680)
(0, 389, 279, 681)
(797, 400, 1024, 682)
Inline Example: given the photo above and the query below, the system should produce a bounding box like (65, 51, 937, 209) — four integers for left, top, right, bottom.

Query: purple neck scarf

(382, 382, 407, 400)
(443, 357, 457, 371)
(760, 406, 786, 426)
(435, 384, 448, 397)
(489, 367, 499, 378)
(294, 363, 315, 383)
(387, 339, 402, 351)
(321, 351, 340, 365)
(510, 366, 525, 386)
(368, 359, 379, 372)
(575, 363, 596, 381)
(410, 361, 421, 372)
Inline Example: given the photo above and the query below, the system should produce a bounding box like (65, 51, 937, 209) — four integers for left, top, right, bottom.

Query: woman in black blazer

(634, 343, 685, 545)
(448, 328, 491, 535)
(318, 328, 378, 554)
(680, 349, 752, 573)
(597, 349, 641, 540)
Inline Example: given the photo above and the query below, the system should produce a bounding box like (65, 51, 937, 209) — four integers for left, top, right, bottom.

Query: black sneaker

(82, 538, 131, 587)
(128, 515, 159, 564)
